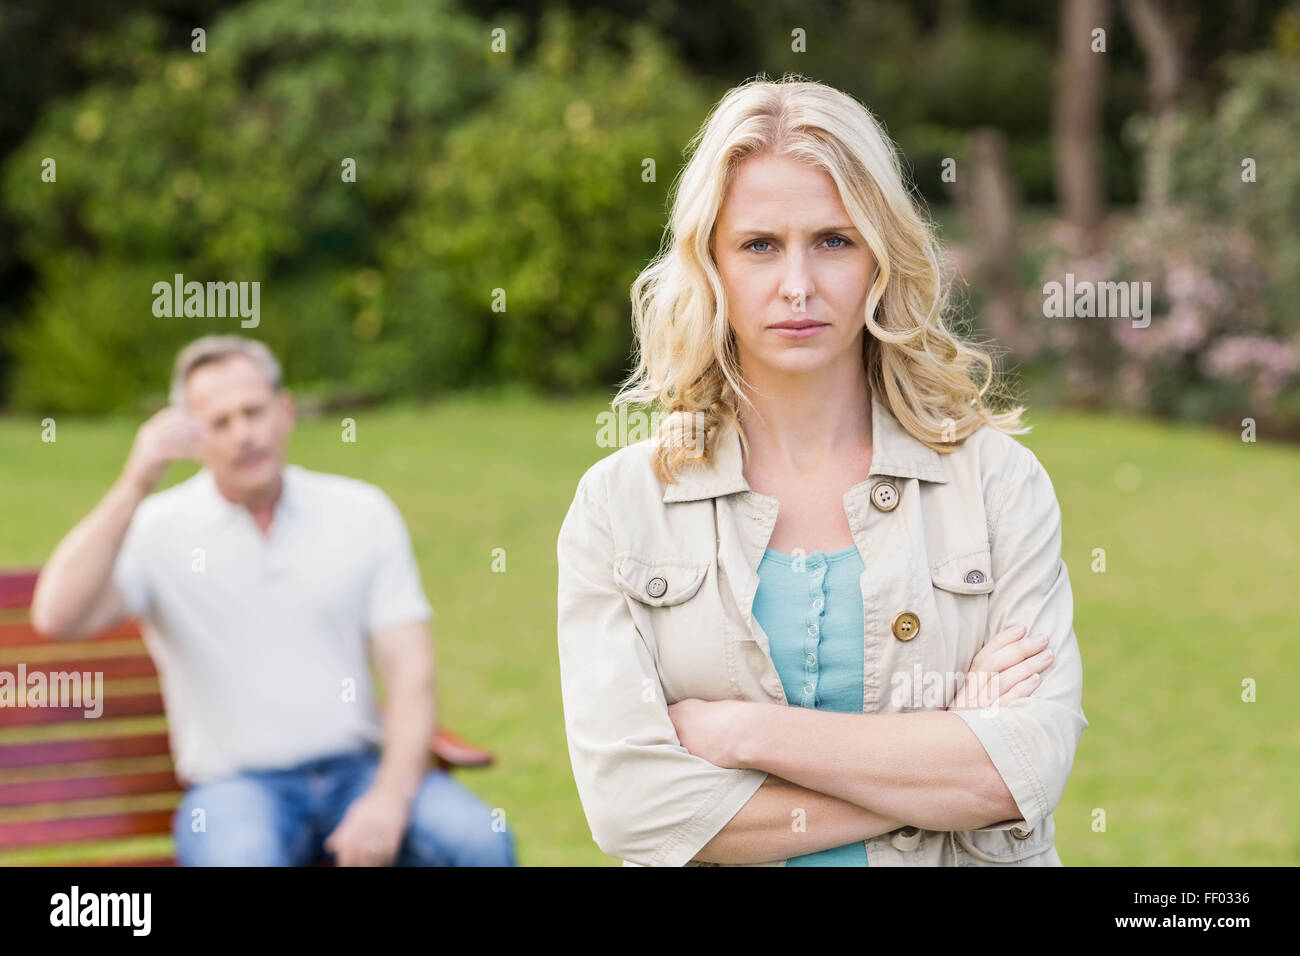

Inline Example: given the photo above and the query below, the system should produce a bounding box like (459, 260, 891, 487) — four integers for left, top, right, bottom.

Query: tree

(1053, 0, 1110, 249)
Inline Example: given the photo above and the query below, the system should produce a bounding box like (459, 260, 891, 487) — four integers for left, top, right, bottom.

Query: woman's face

(713, 152, 877, 380)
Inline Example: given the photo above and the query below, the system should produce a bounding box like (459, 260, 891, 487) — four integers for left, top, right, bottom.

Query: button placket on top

(256, 504, 297, 580)
(209, 468, 296, 579)
(212, 496, 270, 579)
(797, 552, 828, 708)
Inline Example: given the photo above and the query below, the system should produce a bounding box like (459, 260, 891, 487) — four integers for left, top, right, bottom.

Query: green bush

(2, 0, 716, 410)
(378, 10, 713, 391)
(1, 0, 512, 411)
(6, 256, 186, 413)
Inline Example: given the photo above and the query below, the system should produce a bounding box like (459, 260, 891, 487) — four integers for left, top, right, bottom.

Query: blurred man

(31, 335, 515, 867)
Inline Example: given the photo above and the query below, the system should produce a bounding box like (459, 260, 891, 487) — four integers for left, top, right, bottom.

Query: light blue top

(752, 545, 869, 866)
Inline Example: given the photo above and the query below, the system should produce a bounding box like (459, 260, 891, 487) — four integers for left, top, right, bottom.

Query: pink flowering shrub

(1023, 210, 1299, 430)
(1013, 45, 1300, 433)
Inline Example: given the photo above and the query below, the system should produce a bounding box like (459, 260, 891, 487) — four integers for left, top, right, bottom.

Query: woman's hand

(667, 698, 755, 769)
(946, 624, 1054, 711)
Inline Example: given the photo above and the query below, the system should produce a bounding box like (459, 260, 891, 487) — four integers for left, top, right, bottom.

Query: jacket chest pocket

(613, 552, 733, 703)
(925, 545, 996, 683)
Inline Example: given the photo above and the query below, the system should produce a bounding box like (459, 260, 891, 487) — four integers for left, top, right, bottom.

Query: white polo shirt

(111, 464, 433, 786)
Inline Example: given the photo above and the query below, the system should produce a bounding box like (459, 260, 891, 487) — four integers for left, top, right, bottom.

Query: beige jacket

(556, 397, 1087, 866)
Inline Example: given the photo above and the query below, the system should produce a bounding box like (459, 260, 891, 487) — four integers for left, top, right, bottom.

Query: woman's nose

(780, 256, 814, 309)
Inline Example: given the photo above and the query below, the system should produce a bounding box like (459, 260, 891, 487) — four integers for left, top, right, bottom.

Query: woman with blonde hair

(556, 74, 1087, 866)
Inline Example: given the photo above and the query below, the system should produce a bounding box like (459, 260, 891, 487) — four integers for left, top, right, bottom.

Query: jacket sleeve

(556, 468, 769, 866)
(952, 439, 1089, 836)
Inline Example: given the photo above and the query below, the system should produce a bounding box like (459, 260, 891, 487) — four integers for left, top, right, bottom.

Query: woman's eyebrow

(732, 224, 860, 237)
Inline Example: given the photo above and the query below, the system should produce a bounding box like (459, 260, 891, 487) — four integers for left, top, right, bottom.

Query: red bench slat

(0, 571, 38, 611)
(431, 726, 494, 767)
(0, 733, 174, 769)
(0, 692, 165, 726)
(0, 654, 159, 680)
(0, 770, 180, 807)
(0, 809, 175, 850)
(58, 857, 177, 867)
(0, 620, 143, 647)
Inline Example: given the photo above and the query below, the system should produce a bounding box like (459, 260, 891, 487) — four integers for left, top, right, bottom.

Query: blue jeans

(172, 747, 517, 866)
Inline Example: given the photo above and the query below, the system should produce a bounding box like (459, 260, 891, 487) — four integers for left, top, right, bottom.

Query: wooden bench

(0, 569, 493, 865)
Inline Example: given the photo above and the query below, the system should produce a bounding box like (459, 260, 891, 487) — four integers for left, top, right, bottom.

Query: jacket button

(1012, 827, 1033, 840)
(646, 576, 667, 598)
(964, 569, 985, 584)
(891, 611, 920, 641)
(870, 481, 900, 512)
(890, 825, 922, 851)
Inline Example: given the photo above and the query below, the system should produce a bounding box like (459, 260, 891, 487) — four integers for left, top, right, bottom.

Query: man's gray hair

(169, 335, 283, 407)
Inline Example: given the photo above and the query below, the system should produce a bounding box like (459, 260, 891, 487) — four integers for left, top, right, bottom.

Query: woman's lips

(769, 322, 829, 339)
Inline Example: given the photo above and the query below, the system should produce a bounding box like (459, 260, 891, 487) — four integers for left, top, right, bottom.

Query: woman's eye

(745, 237, 851, 252)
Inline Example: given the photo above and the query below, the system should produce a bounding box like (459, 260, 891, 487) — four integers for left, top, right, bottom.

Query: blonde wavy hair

(613, 74, 1028, 483)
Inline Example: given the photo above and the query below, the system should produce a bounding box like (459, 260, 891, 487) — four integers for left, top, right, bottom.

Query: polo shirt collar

(195, 463, 306, 528)
(662, 395, 948, 504)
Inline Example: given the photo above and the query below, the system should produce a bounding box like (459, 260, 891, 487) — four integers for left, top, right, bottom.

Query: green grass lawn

(1, 389, 1296, 865)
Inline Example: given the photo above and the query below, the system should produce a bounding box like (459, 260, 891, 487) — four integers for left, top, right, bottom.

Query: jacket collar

(662, 395, 947, 503)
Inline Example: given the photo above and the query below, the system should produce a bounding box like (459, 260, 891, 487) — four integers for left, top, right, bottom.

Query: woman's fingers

(948, 626, 1057, 711)
(968, 624, 1026, 673)
(980, 624, 1027, 658)
(992, 646, 1054, 691)
(979, 631, 1051, 677)
(973, 647, 1053, 707)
